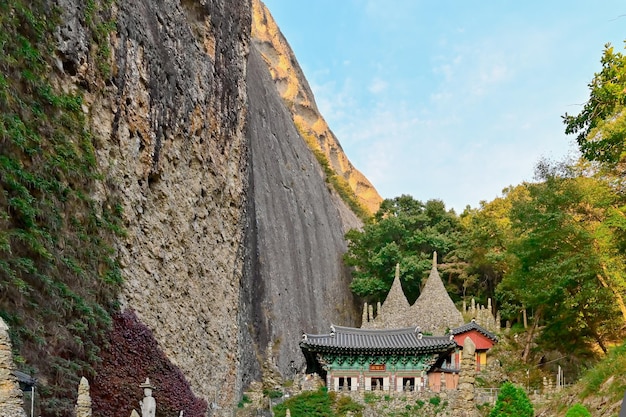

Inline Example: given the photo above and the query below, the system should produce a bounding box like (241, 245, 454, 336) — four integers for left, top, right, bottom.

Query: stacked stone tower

(0, 317, 27, 417)
(361, 263, 411, 329)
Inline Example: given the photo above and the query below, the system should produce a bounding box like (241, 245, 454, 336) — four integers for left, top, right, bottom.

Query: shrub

(334, 395, 364, 417)
(565, 404, 592, 417)
(429, 396, 441, 406)
(264, 389, 284, 399)
(364, 392, 379, 404)
(237, 395, 252, 408)
(273, 389, 333, 417)
(489, 382, 533, 417)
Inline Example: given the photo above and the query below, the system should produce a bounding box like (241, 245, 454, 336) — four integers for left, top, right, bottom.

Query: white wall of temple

(351, 377, 358, 391)
(328, 372, 433, 392)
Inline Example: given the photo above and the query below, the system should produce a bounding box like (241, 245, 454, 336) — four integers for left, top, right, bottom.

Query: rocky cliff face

(251, 0, 383, 215)
(239, 45, 362, 389)
(73, 0, 251, 410)
(45, 0, 369, 413)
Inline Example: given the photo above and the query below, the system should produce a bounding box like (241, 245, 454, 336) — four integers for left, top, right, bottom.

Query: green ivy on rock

(0, 0, 123, 415)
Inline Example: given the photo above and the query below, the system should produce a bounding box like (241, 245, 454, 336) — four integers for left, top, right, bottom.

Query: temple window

(371, 377, 384, 391)
(403, 377, 415, 391)
(338, 377, 352, 391)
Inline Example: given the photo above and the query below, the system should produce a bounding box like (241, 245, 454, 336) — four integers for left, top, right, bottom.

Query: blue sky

(262, 1, 626, 212)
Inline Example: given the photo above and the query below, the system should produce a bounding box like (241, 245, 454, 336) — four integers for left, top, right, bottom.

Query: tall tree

(563, 43, 626, 165)
(457, 185, 526, 303)
(344, 195, 461, 304)
(498, 173, 625, 358)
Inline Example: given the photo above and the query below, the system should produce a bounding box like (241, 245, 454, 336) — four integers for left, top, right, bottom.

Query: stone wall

(341, 389, 459, 417)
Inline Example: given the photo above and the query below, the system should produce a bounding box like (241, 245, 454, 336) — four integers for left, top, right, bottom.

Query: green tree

(344, 195, 461, 303)
(498, 172, 625, 359)
(563, 42, 626, 165)
(457, 185, 526, 303)
(489, 382, 533, 417)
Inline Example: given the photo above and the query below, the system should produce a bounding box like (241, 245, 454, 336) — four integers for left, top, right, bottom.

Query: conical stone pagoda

(361, 253, 463, 335)
(361, 263, 411, 329)
(409, 252, 463, 335)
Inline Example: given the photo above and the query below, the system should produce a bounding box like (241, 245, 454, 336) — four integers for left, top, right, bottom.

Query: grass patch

(580, 341, 626, 401)
(264, 389, 284, 399)
(364, 392, 379, 404)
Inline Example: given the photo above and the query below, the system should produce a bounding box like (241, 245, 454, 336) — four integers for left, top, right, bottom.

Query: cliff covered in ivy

(0, 0, 369, 415)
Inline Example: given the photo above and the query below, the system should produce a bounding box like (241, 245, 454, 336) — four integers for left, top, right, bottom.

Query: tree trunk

(522, 307, 542, 363)
(596, 270, 626, 323)
(581, 308, 608, 354)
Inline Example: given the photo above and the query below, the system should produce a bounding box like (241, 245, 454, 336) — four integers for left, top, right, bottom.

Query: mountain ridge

(251, 0, 383, 215)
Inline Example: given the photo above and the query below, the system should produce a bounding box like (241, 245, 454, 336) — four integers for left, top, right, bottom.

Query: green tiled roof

(301, 325, 456, 355)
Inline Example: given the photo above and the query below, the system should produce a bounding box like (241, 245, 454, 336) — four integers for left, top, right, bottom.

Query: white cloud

(309, 76, 357, 126)
(368, 78, 388, 94)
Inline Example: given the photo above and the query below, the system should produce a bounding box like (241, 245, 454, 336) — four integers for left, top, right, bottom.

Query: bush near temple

(489, 382, 533, 417)
(565, 404, 592, 417)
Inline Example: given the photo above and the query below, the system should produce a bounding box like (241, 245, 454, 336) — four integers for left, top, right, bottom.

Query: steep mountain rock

(240, 45, 362, 390)
(80, 0, 251, 410)
(19, 0, 369, 413)
(251, 0, 383, 215)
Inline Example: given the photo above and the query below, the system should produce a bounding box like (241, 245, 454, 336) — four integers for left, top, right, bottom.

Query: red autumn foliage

(91, 309, 207, 417)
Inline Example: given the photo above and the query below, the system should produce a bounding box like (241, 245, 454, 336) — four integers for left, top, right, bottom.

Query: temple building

(449, 320, 498, 371)
(300, 252, 499, 393)
(300, 325, 457, 392)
